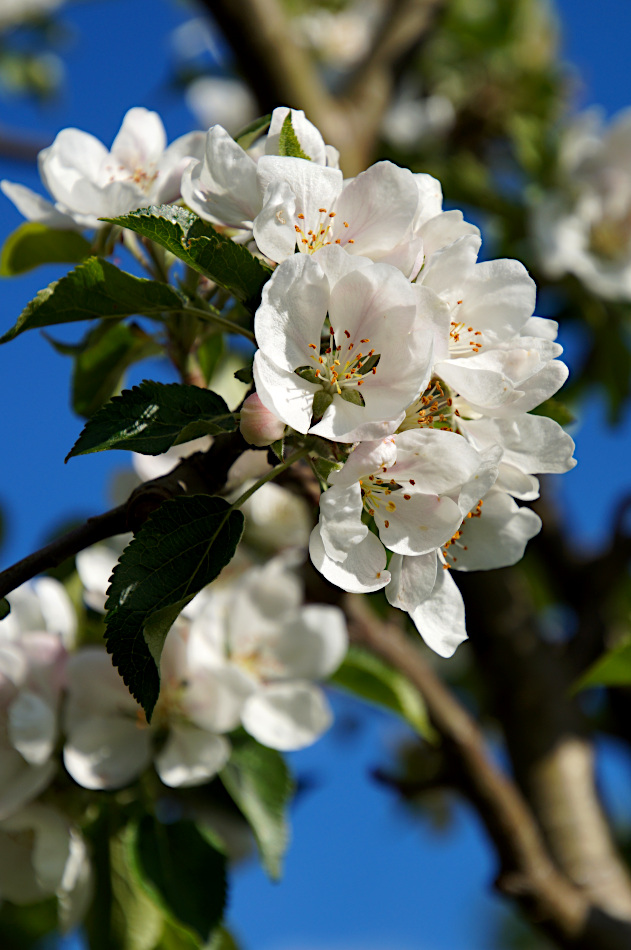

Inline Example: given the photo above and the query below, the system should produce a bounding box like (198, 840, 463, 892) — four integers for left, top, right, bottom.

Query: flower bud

(240, 393, 286, 446)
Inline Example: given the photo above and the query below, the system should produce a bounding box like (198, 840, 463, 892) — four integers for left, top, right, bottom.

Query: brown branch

(197, 0, 447, 174)
(344, 596, 631, 949)
(0, 431, 250, 600)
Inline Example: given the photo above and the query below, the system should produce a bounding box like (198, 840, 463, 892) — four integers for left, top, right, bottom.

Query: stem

(122, 229, 153, 274)
(184, 305, 256, 342)
(230, 446, 311, 509)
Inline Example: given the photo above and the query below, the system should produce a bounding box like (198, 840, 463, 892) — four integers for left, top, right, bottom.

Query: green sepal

(340, 388, 365, 407)
(234, 363, 253, 384)
(0, 222, 91, 276)
(310, 456, 341, 484)
(269, 439, 284, 462)
(278, 113, 311, 160)
(357, 353, 380, 375)
(104, 495, 244, 720)
(235, 114, 271, 150)
(295, 365, 320, 385)
(0, 257, 185, 344)
(66, 380, 236, 460)
(312, 390, 333, 419)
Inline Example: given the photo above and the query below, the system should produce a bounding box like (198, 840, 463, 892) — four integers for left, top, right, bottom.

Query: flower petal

(241, 682, 333, 750)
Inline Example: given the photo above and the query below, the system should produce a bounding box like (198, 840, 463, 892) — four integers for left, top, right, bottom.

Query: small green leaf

(531, 398, 575, 427)
(0, 598, 10, 621)
(220, 736, 293, 880)
(105, 206, 272, 310)
(269, 439, 284, 462)
(196, 333, 224, 386)
(104, 495, 244, 719)
(278, 113, 311, 160)
(130, 816, 227, 943)
(312, 390, 333, 419)
(573, 637, 631, 693)
(331, 645, 436, 740)
(0, 257, 185, 344)
(110, 826, 165, 950)
(340, 388, 365, 407)
(0, 222, 92, 276)
(235, 114, 271, 150)
(71, 321, 162, 418)
(66, 380, 236, 460)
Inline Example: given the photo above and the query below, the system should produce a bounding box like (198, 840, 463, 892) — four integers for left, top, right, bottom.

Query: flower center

(398, 378, 457, 433)
(589, 210, 631, 261)
(441, 498, 483, 568)
(296, 322, 380, 419)
(294, 207, 354, 254)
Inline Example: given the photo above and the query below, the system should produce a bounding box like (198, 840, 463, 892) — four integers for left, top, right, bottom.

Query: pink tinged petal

(264, 605, 349, 681)
(328, 437, 398, 489)
(333, 161, 418, 258)
(241, 682, 333, 750)
(374, 492, 463, 556)
(447, 490, 541, 572)
(110, 107, 167, 170)
(255, 252, 330, 371)
(253, 351, 316, 434)
(0, 181, 78, 230)
(309, 525, 390, 594)
(9, 692, 57, 765)
(155, 725, 231, 788)
(240, 392, 286, 446)
(266, 107, 328, 165)
(181, 125, 260, 226)
(63, 717, 152, 790)
(318, 483, 367, 560)
(385, 552, 438, 612)
(408, 566, 467, 657)
(0, 747, 56, 821)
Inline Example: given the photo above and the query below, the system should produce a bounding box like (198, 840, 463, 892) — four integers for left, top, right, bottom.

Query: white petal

(409, 567, 467, 657)
(263, 605, 348, 680)
(318, 482, 367, 560)
(447, 490, 541, 571)
(309, 525, 390, 594)
(386, 552, 437, 612)
(241, 682, 333, 750)
(155, 725, 230, 787)
(0, 748, 56, 821)
(266, 107, 328, 165)
(374, 492, 463, 556)
(8, 691, 57, 765)
(63, 717, 152, 790)
(181, 125, 260, 226)
(253, 351, 316, 433)
(110, 107, 167, 171)
(0, 181, 78, 229)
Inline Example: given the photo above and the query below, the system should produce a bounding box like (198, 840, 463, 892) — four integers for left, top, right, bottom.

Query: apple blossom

(253, 245, 440, 442)
(1, 107, 205, 231)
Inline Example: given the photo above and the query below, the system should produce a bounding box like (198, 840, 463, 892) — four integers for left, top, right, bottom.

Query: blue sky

(1, 2, 631, 948)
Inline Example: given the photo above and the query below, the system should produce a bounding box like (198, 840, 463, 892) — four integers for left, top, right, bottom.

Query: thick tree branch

(197, 0, 446, 174)
(344, 596, 631, 949)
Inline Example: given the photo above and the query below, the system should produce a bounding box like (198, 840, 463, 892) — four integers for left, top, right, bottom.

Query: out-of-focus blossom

(0, 0, 63, 29)
(1, 107, 205, 230)
(381, 89, 455, 150)
(186, 76, 258, 136)
(531, 107, 631, 299)
(2, 576, 77, 649)
(0, 804, 92, 929)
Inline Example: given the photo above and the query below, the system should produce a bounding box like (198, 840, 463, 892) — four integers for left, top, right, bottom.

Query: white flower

(253, 246, 440, 441)
(0, 804, 92, 930)
(187, 557, 348, 751)
(1, 107, 205, 230)
(1, 576, 77, 649)
(415, 233, 568, 415)
(309, 429, 498, 599)
(0, 631, 67, 819)
(386, 489, 542, 656)
(531, 107, 631, 299)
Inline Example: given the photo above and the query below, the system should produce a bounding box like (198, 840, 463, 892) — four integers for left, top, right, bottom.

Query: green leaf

(573, 636, 631, 692)
(0, 598, 10, 621)
(330, 645, 436, 740)
(0, 257, 184, 344)
(531, 398, 575, 427)
(278, 113, 311, 160)
(110, 827, 165, 950)
(233, 363, 253, 385)
(235, 114, 271, 150)
(0, 222, 92, 276)
(105, 206, 272, 310)
(196, 333, 224, 386)
(105, 495, 244, 720)
(220, 736, 293, 880)
(71, 321, 162, 418)
(66, 380, 236, 460)
(131, 816, 227, 943)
